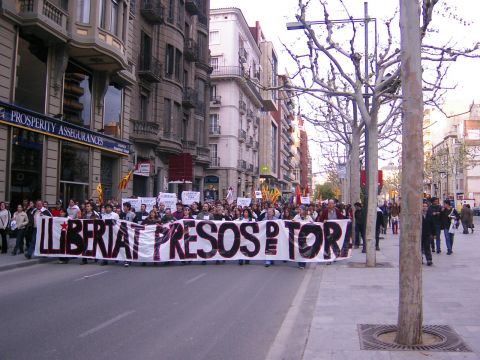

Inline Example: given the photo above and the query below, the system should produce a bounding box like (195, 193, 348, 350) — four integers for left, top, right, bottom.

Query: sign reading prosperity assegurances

(35, 218, 352, 263)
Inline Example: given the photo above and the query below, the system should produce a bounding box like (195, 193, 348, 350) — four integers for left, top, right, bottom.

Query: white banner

(157, 192, 177, 210)
(255, 191, 263, 199)
(181, 191, 200, 205)
(122, 198, 141, 212)
(300, 196, 311, 205)
(237, 197, 252, 207)
(35, 218, 352, 263)
(139, 197, 157, 212)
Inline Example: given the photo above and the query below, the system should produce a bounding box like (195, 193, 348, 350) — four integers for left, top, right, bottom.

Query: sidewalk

(0, 235, 51, 272)
(303, 217, 480, 359)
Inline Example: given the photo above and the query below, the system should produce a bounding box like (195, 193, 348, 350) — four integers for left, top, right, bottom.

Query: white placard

(237, 197, 252, 207)
(157, 192, 177, 211)
(122, 198, 141, 212)
(255, 191, 263, 199)
(139, 197, 157, 212)
(300, 196, 311, 205)
(181, 191, 200, 205)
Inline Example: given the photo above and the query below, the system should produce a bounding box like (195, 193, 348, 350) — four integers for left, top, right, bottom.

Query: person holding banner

(317, 200, 345, 262)
(173, 203, 184, 221)
(293, 206, 314, 269)
(238, 208, 255, 265)
(135, 204, 149, 224)
(196, 203, 214, 220)
(25, 200, 52, 259)
(262, 208, 278, 267)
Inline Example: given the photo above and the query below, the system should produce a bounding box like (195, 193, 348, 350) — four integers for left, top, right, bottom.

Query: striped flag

(118, 170, 133, 190)
(96, 183, 104, 204)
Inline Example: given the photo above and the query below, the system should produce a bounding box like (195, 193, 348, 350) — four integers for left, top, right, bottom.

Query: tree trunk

(365, 119, 378, 267)
(395, 0, 424, 345)
(349, 126, 361, 206)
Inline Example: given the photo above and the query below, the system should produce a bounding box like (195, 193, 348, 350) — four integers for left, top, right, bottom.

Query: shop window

(9, 129, 43, 208)
(14, 37, 47, 113)
(63, 62, 92, 128)
(101, 156, 115, 201)
(103, 84, 122, 138)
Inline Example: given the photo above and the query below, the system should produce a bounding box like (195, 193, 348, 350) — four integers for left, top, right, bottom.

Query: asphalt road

(0, 260, 315, 360)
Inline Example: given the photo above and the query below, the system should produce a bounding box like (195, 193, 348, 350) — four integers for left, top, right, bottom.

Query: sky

(210, 0, 480, 175)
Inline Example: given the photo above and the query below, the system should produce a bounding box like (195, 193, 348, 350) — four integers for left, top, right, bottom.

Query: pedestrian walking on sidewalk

(390, 202, 400, 235)
(12, 204, 28, 255)
(460, 203, 473, 234)
(421, 202, 433, 266)
(441, 200, 459, 255)
(0, 202, 11, 253)
(427, 197, 442, 253)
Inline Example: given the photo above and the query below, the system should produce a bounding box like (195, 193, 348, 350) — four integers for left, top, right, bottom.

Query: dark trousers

(375, 226, 381, 248)
(0, 229, 7, 253)
(432, 224, 441, 251)
(354, 223, 365, 246)
(25, 227, 33, 250)
(422, 235, 432, 262)
(26, 228, 37, 258)
(14, 228, 25, 254)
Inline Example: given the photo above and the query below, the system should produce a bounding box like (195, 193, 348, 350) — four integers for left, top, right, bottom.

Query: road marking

(265, 265, 320, 360)
(74, 271, 108, 282)
(79, 310, 136, 338)
(185, 273, 206, 285)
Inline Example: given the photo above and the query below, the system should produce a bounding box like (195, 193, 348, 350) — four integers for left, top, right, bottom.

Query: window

(210, 57, 219, 70)
(210, 114, 219, 129)
(197, 32, 208, 63)
(168, 0, 175, 23)
(164, 98, 172, 136)
(174, 102, 182, 136)
(165, 44, 174, 78)
(61, 143, 90, 183)
(63, 62, 92, 128)
(140, 31, 152, 69)
(99, 0, 106, 28)
(175, 49, 182, 81)
(209, 31, 219, 45)
(14, 36, 47, 113)
(111, 0, 119, 36)
(177, 0, 184, 27)
(76, 0, 91, 23)
(271, 123, 277, 173)
(195, 78, 206, 116)
(182, 113, 189, 141)
(210, 144, 217, 158)
(140, 94, 148, 121)
(210, 85, 217, 101)
(103, 84, 122, 138)
(271, 53, 278, 102)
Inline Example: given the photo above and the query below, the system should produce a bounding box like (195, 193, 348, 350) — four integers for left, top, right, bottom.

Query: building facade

(0, 0, 133, 207)
(207, 8, 264, 200)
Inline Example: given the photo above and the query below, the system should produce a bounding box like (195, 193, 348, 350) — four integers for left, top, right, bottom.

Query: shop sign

(134, 161, 151, 177)
(0, 101, 129, 156)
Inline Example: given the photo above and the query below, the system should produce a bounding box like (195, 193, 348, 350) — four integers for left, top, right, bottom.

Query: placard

(300, 196, 311, 205)
(122, 198, 141, 212)
(255, 191, 263, 199)
(237, 197, 252, 207)
(181, 191, 200, 205)
(157, 192, 177, 210)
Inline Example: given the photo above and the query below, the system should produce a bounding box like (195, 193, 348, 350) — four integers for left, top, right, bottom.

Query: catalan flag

(96, 183, 104, 205)
(118, 170, 133, 190)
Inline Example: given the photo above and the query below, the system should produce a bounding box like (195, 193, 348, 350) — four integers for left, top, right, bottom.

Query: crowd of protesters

(0, 195, 474, 269)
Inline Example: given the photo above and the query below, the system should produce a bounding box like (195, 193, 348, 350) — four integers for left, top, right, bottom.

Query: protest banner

(300, 196, 311, 205)
(157, 193, 177, 210)
(122, 198, 141, 212)
(35, 217, 352, 263)
(255, 191, 263, 199)
(181, 191, 200, 205)
(139, 197, 157, 212)
(237, 197, 252, 207)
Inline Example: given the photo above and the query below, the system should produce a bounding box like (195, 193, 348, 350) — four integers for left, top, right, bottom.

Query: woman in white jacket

(0, 201, 11, 254)
(12, 204, 29, 255)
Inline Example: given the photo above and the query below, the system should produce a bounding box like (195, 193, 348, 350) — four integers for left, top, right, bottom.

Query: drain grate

(348, 262, 394, 268)
(358, 324, 472, 352)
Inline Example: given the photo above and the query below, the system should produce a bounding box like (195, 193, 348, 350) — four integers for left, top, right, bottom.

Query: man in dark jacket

(422, 202, 433, 266)
(375, 206, 385, 251)
(353, 202, 365, 249)
(25, 200, 52, 259)
(427, 197, 442, 253)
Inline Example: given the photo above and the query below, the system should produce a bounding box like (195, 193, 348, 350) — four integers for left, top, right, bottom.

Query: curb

(0, 257, 54, 272)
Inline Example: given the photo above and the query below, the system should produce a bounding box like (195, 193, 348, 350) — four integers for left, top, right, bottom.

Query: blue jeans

(443, 229, 454, 253)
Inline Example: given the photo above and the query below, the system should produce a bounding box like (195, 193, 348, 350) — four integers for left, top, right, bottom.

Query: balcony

(140, 0, 164, 24)
(210, 96, 222, 107)
(129, 0, 136, 19)
(196, 146, 210, 164)
(184, 38, 198, 62)
(158, 131, 182, 154)
(210, 157, 221, 167)
(247, 109, 254, 120)
(198, 12, 208, 30)
(185, 0, 200, 15)
(246, 136, 253, 148)
(239, 100, 247, 115)
(209, 125, 221, 136)
(130, 120, 160, 146)
(137, 55, 162, 83)
(182, 140, 197, 151)
(182, 87, 197, 109)
(239, 47, 248, 63)
(11, 0, 69, 43)
(247, 163, 254, 173)
(238, 160, 247, 170)
(238, 129, 247, 142)
(211, 66, 247, 79)
(254, 141, 259, 149)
